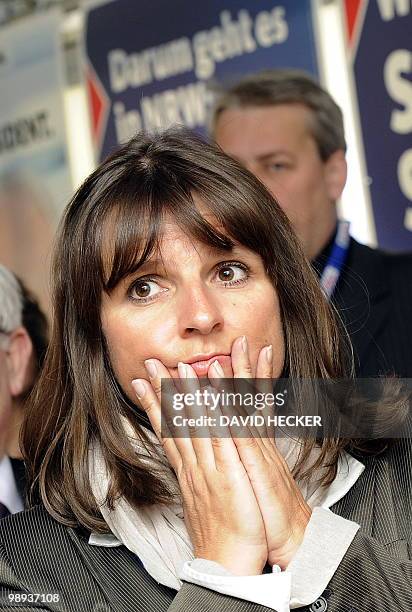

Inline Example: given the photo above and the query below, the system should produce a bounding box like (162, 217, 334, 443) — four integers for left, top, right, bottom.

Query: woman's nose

(178, 285, 224, 336)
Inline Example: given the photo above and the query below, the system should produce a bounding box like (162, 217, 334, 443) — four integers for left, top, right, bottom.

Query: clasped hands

(132, 336, 311, 576)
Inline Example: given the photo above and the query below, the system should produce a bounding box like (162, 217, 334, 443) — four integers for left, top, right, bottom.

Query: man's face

(0, 328, 33, 458)
(214, 103, 346, 260)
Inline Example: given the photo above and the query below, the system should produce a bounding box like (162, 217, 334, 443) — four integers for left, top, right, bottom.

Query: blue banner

(85, 0, 319, 161)
(351, 0, 412, 251)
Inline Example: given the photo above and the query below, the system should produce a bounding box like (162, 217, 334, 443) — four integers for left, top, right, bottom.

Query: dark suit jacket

(314, 237, 412, 377)
(0, 431, 411, 612)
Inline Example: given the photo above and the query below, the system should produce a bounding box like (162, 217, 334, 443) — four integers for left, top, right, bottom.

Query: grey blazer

(0, 435, 411, 612)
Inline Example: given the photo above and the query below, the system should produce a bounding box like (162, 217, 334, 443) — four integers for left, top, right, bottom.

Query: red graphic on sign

(86, 63, 110, 153)
(344, 0, 363, 47)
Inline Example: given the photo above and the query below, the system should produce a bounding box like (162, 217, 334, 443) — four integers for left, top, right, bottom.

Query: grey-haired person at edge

(0, 266, 48, 517)
(0, 128, 411, 612)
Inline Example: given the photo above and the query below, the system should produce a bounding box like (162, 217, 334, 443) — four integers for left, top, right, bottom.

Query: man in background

(0, 265, 48, 517)
(212, 69, 412, 377)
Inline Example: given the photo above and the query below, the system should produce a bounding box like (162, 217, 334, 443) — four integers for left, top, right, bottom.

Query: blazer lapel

(67, 528, 175, 610)
(331, 450, 404, 545)
(370, 444, 409, 544)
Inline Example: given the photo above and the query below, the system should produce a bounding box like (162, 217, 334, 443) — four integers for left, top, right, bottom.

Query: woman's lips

(185, 354, 231, 377)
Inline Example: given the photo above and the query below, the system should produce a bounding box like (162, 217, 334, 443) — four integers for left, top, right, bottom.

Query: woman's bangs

(101, 189, 238, 293)
(169, 193, 235, 253)
(102, 194, 162, 291)
(193, 180, 275, 261)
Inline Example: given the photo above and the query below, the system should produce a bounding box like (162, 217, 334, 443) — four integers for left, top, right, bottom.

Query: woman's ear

(324, 150, 347, 201)
(5, 327, 33, 397)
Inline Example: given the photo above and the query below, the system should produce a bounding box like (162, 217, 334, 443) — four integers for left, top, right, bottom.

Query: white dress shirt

(0, 455, 24, 515)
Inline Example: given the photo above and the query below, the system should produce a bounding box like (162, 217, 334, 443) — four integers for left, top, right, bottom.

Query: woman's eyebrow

(204, 245, 233, 257)
(132, 258, 164, 275)
(199, 245, 254, 261)
(212, 245, 252, 259)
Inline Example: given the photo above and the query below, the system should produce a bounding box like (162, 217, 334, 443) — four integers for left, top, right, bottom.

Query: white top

(0, 455, 24, 515)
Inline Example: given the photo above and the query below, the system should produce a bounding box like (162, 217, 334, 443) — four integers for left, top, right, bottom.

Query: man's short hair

(211, 69, 347, 161)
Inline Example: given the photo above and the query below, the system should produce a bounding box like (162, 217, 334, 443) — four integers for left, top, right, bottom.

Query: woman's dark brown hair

(22, 127, 404, 532)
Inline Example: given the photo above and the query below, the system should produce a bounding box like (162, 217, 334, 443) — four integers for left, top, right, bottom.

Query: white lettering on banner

(104, 5, 290, 143)
(238, 9, 257, 52)
(398, 148, 412, 200)
(384, 49, 412, 134)
(377, 0, 411, 22)
(192, 9, 257, 79)
(254, 7, 288, 47)
(108, 38, 193, 93)
(109, 49, 150, 92)
(141, 81, 208, 131)
(219, 10, 246, 56)
(111, 82, 211, 141)
(107, 6, 288, 90)
(384, 49, 412, 226)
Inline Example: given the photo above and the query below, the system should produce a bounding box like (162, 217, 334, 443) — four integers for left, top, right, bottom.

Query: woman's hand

(132, 357, 268, 576)
(211, 336, 312, 570)
(132, 335, 312, 573)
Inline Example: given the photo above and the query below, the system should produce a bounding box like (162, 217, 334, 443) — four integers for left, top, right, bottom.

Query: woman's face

(101, 216, 285, 403)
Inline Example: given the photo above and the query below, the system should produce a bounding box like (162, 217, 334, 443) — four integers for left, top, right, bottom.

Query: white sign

(0, 10, 72, 311)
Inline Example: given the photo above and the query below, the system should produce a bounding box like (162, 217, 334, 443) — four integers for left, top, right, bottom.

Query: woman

(0, 128, 410, 612)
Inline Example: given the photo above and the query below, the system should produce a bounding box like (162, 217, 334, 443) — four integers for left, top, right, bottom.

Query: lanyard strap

(320, 220, 351, 300)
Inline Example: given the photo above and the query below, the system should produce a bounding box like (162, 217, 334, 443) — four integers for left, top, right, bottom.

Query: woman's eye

(216, 263, 248, 286)
(129, 279, 164, 302)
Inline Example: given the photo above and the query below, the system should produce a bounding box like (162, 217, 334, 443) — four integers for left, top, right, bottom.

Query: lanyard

(320, 220, 350, 300)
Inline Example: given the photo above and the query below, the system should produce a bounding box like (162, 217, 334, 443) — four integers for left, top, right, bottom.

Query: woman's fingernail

(178, 362, 188, 378)
(241, 335, 248, 353)
(265, 345, 273, 365)
(132, 379, 146, 399)
(145, 359, 157, 379)
(211, 360, 224, 377)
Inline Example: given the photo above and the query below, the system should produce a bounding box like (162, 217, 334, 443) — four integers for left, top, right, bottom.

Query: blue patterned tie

(0, 502, 10, 519)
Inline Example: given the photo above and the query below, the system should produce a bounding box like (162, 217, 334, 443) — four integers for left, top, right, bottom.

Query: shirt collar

(89, 532, 121, 547)
(320, 450, 365, 509)
(0, 455, 24, 514)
